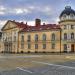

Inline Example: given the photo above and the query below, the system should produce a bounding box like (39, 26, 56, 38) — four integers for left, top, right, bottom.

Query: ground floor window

(35, 44, 38, 49)
(43, 44, 46, 49)
(21, 42, 24, 49)
(28, 43, 31, 49)
(64, 44, 67, 52)
(51, 43, 55, 49)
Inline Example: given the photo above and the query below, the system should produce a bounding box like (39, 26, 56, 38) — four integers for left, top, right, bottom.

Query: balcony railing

(61, 39, 75, 42)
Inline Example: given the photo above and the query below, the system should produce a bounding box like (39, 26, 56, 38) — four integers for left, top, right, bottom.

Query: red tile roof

(19, 24, 60, 32)
(2, 20, 60, 31)
(11, 20, 28, 28)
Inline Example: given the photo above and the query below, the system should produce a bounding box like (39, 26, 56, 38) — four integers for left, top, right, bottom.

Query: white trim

(32, 61, 75, 69)
(16, 67, 33, 73)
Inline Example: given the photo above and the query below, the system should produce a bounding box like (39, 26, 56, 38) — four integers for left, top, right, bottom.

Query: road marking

(16, 67, 33, 73)
(32, 61, 75, 69)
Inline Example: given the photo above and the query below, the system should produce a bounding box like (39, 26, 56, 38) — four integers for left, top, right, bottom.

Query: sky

(0, 0, 75, 28)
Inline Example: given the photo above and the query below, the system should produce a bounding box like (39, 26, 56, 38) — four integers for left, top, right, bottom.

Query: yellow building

(1, 20, 27, 53)
(59, 6, 75, 52)
(1, 6, 75, 53)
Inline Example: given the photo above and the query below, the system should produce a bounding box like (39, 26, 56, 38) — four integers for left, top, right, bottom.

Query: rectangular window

(35, 44, 38, 49)
(64, 44, 67, 52)
(51, 43, 55, 49)
(28, 43, 31, 49)
(21, 35, 24, 49)
(21, 43, 24, 49)
(27, 35, 31, 42)
(43, 44, 46, 49)
(71, 25, 74, 29)
(14, 36, 16, 42)
(64, 25, 67, 29)
(21, 35, 24, 42)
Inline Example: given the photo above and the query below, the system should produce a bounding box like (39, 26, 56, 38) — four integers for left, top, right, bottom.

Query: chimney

(26, 22, 27, 25)
(21, 22, 23, 24)
(35, 18, 41, 27)
(43, 23, 45, 25)
(13, 20, 15, 22)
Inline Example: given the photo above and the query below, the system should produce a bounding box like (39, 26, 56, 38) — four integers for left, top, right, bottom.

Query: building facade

(0, 6, 75, 53)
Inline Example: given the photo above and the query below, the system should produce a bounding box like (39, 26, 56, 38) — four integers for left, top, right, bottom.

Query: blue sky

(0, 0, 75, 28)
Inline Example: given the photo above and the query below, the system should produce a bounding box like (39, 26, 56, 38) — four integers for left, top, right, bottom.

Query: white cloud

(18, 20, 49, 26)
(15, 8, 24, 14)
(41, 6, 52, 15)
(8, 8, 31, 15)
(0, 20, 7, 29)
(0, 11, 5, 15)
(27, 21, 49, 26)
(0, 5, 6, 15)
(0, 5, 6, 10)
(28, 6, 35, 10)
(0, 5, 32, 15)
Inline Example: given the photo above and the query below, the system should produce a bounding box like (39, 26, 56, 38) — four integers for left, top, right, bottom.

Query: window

(43, 44, 46, 49)
(64, 33, 67, 40)
(71, 33, 74, 39)
(64, 25, 67, 29)
(51, 33, 55, 41)
(42, 34, 46, 41)
(35, 44, 38, 49)
(35, 34, 38, 42)
(70, 14, 74, 19)
(28, 43, 31, 49)
(63, 14, 66, 19)
(71, 25, 74, 29)
(64, 44, 67, 52)
(27, 35, 31, 42)
(51, 43, 55, 49)
(21, 43, 24, 49)
(14, 36, 16, 42)
(21, 35, 24, 42)
(21, 35, 24, 49)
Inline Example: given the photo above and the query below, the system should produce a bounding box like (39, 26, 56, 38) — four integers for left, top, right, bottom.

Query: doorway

(71, 44, 74, 52)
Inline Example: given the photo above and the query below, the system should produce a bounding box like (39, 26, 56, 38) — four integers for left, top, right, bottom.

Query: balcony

(62, 39, 75, 43)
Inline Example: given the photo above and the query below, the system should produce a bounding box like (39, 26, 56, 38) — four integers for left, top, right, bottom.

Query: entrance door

(71, 44, 74, 52)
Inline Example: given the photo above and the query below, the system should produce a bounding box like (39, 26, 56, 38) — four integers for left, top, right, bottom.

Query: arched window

(42, 34, 46, 41)
(64, 33, 67, 40)
(71, 33, 74, 39)
(35, 34, 38, 42)
(51, 33, 55, 41)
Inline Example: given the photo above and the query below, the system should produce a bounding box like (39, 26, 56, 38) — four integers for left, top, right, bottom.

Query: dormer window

(63, 14, 66, 19)
(70, 14, 74, 19)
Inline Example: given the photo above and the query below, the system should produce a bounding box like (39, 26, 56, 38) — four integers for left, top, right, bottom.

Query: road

(0, 54, 75, 75)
